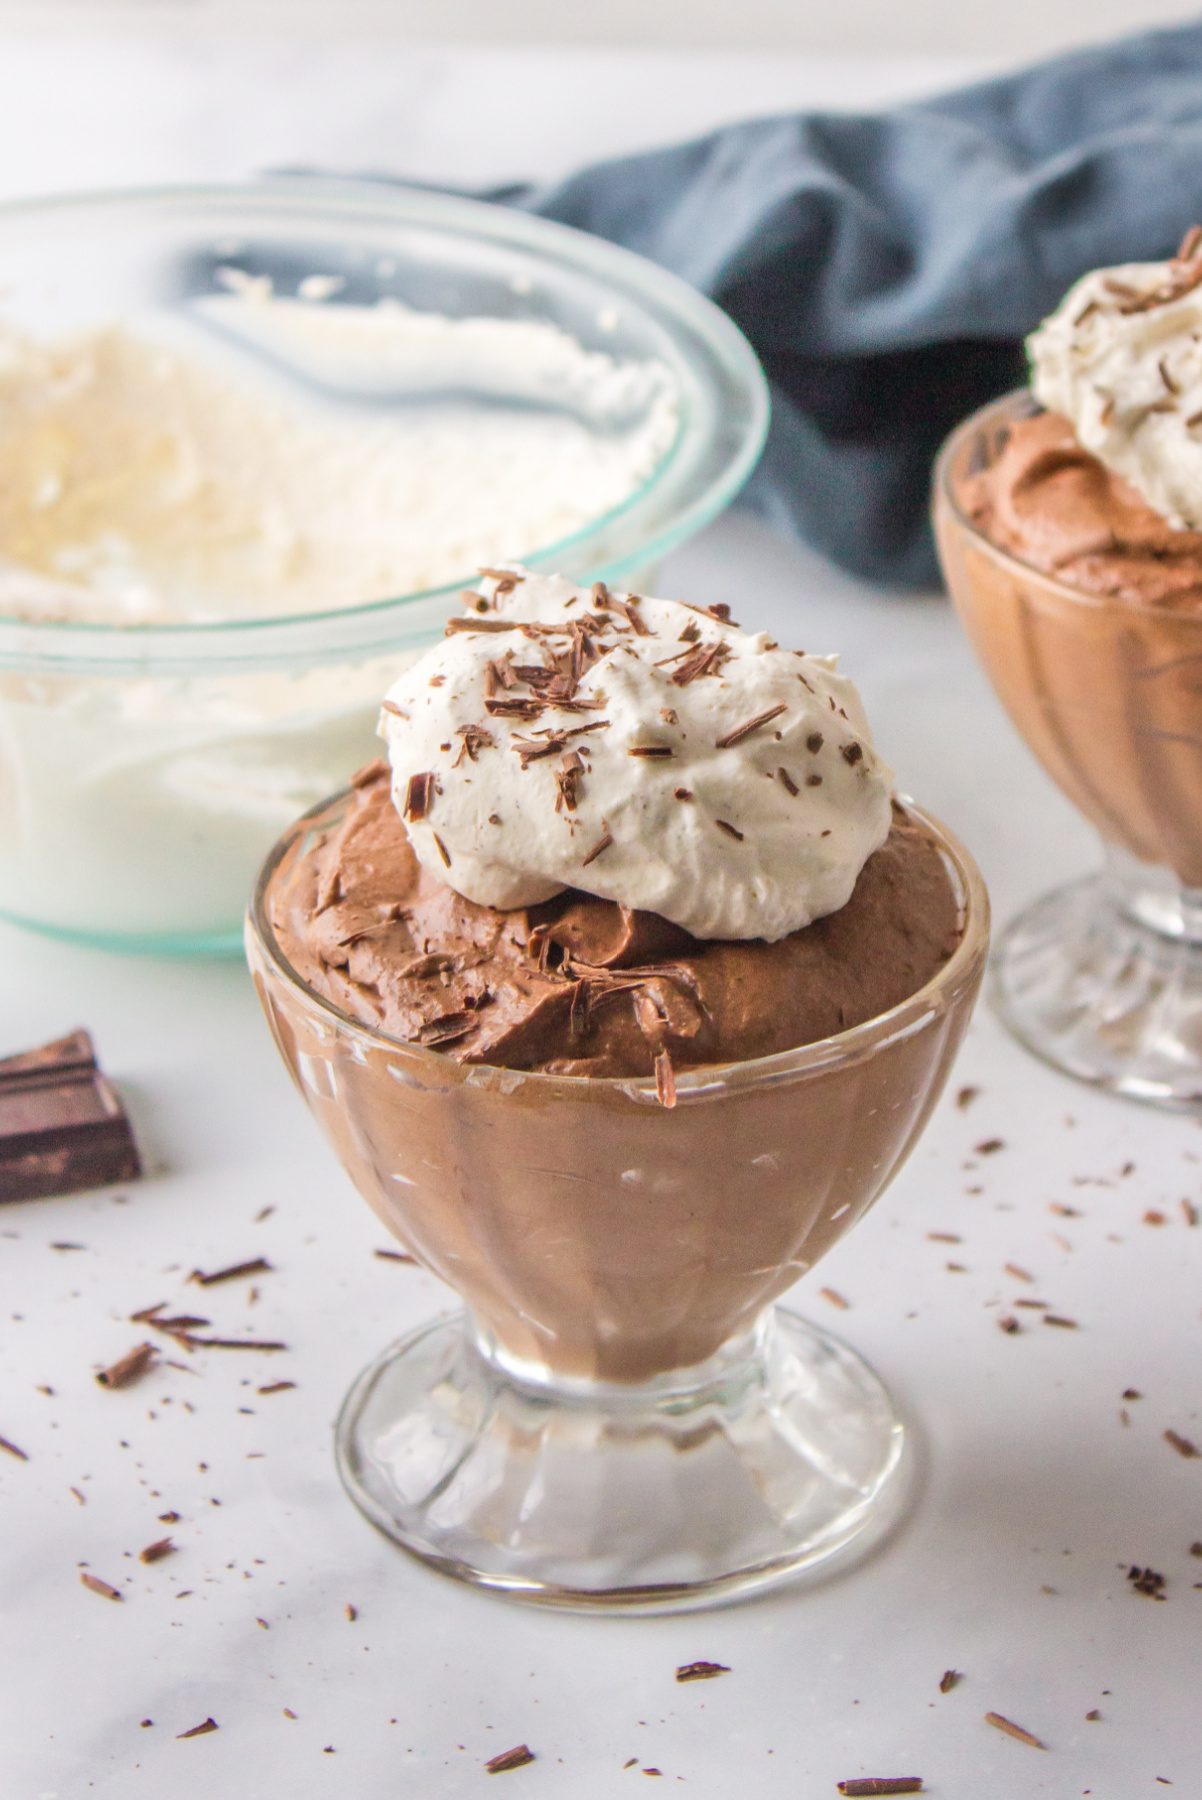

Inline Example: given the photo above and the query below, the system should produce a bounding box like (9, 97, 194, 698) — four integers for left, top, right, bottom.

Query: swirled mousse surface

(955, 408, 1202, 609)
(269, 762, 960, 1078)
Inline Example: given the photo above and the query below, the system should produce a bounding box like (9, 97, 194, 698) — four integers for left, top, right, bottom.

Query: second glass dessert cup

(937, 391, 1202, 1108)
(247, 795, 987, 1613)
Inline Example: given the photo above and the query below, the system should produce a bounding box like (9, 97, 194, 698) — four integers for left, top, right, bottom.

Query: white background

(0, 16, 1199, 1800)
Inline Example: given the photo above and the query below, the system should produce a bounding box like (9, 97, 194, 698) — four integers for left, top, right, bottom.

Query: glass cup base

(992, 850, 1202, 1108)
(334, 1305, 908, 1615)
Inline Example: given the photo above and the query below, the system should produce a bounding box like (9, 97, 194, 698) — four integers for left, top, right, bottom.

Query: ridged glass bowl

(247, 790, 988, 1613)
(0, 182, 768, 955)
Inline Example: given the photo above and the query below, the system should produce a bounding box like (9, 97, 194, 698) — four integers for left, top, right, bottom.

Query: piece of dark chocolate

(0, 1031, 140, 1204)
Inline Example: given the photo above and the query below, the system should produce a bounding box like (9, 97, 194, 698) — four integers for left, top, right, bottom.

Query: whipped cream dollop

(377, 570, 893, 941)
(1029, 230, 1202, 529)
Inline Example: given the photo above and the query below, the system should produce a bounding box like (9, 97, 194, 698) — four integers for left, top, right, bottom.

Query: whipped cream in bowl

(0, 183, 767, 952)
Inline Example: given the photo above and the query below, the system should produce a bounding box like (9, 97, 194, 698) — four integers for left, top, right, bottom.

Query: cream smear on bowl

(0, 292, 680, 948)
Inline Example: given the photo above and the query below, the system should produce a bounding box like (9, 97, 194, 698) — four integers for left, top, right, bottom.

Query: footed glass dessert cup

(247, 793, 987, 1613)
(937, 390, 1202, 1108)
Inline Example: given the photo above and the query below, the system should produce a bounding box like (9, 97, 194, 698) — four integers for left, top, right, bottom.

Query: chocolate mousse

(270, 760, 962, 1083)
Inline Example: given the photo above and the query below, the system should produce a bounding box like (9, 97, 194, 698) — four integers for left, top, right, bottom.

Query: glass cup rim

(246, 791, 990, 1103)
(0, 179, 770, 673)
(934, 385, 1202, 624)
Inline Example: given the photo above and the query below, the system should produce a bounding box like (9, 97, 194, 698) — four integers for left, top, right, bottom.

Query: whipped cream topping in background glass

(1028, 230, 1202, 530)
(379, 569, 893, 942)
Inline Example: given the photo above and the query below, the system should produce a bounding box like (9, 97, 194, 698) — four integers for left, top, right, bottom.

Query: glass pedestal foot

(334, 1305, 908, 1615)
(992, 848, 1202, 1108)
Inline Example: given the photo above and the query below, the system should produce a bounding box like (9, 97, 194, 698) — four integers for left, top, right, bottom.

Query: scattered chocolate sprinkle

(177, 1718, 218, 1739)
(1014, 1299, 1048, 1308)
(628, 744, 674, 758)
(489, 813, 502, 826)
(1128, 1565, 1166, 1599)
(374, 1248, 417, 1264)
(956, 1086, 979, 1109)
(158, 1511, 180, 1522)
(80, 1572, 122, 1600)
(190, 1257, 272, 1287)
(1144, 1209, 1167, 1226)
(485, 1745, 535, 1774)
(582, 825, 613, 868)
(345, 1603, 357, 1621)
(671, 641, 729, 686)
(715, 704, 786, 749)
(998, 1315, 1021, 1334)
(1004, 1263, 1034, 1283)
(1122, 1388, 1142, 1400)
(1190, 1542, 1202, 1557)
(96, 1343, 157, 1389)
(1085, 1709, 1102, 1721)
(433, 834, 452, 868)
(841, 742, 864, 765)
(1160, 357, 1182, 395)
(837, 1782, 923, 1797)
(1043, 1315, 1079, 1330)
(403, 772, 436, 823)
(928, 1231, 961, 1243)
(1049, 1203, 1081, 1217)
(939, 1669, 961, 1693)
(676, 1662, 729, 1682)
(1165, 1429, 1199, 1459)
(660, 708, 678, 725)
(714, 820, 744, 841)
(975, 1139, 1005, 1155)
(777, 766, 799, 796)
(654, 1049, 677, 1110)
(806, 774, 822, 787)
(139, 1537, 175, 1564)
(181, 1336, 287, 1352)
(673, 788, 693, 801)
(984, 1712, 1046, 1749)
(820, 1287, 849, 1310)
(380, 700, 408, 719)
(70, 1487, 85, 1504)
(678, 621, 700, 643)
(1182, 1200, 1199, 1226)
(0, 1434, 28, 1461)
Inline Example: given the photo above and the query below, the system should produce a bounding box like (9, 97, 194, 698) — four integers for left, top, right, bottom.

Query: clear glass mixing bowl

(0, 182, 768, 955)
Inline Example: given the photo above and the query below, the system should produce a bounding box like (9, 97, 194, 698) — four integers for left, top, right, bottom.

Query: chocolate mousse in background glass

(936, 390, 1202, 1108)
(247, 792, 987, 1613)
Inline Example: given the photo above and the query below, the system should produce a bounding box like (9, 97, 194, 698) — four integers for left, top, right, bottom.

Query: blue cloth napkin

(491, 20, 1202, 587)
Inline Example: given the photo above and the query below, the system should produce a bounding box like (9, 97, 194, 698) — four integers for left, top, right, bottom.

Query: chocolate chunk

(0, 1031, 140, 1204)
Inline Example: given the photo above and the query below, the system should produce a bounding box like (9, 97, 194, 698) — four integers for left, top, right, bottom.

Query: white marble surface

(0, 37, 1198, 1800)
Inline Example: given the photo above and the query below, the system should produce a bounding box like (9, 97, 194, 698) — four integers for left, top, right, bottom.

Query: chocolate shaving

(177, 1718, 219, 1739)
(676, 1662, 729, 1682)
(379, 700, 408, 719)
(777, 766, 799, 796)
(0, 1433, 28, 1460)
(453, 723, 495, 765)
(655, 1049, 677, 1110)
(80, 1572, 122, 1600)
(403, 773, 436, 823)
(671, 641, 729, 687)
(837, 1782, 923, 1797)
(1179, 224, 1202, 262)
(627, 744, 674, 758)
(939, 1670, 961, 1693)
(190, 1258, 272, 1287)
(444, 616, 520, 635)
(432, 834, 452, 868)
(96, 1342, 157, 1389)
(1165, 1429, 1200, 1458)
(715, 704, 786, 749)
(177, 1336, 287, 1352)
(820, 1287, 849, 1309)
(1042, 1315, 1078, 1329)
(674, 788, 693, 801)
(998, 1315, 1021, 1334)
(555, 752, 584, 813)
(374, 1248, 418, 1264)
(485, 697, 545, 720)
(714, 820, 744, 841)
(258, 1380, 297, 1393)
(417, 1013, 473, 1046)
(984, 1712, 1046, 1749)
(1128, 1565, 1167, 1598)
(139, 1537, 176, 1564)
(569, 979, 592, 1038)
(485, 1745, 535, 1773)
(582, 825, 613, 867)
